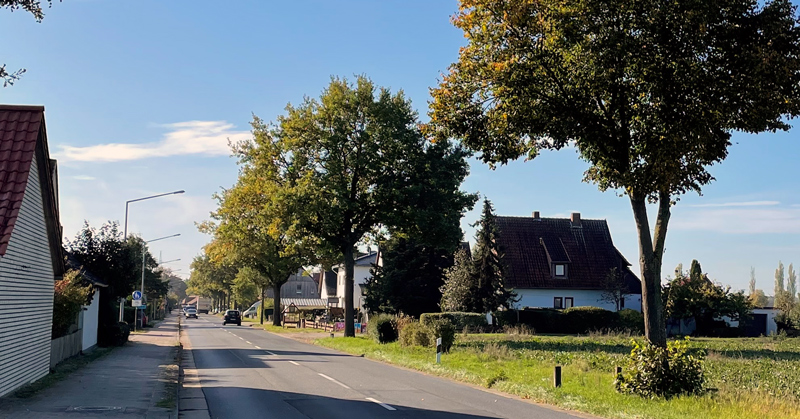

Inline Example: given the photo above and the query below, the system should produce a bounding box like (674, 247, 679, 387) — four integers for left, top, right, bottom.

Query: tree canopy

(429, 0, 800, 346)
(1, 0, 56, 86)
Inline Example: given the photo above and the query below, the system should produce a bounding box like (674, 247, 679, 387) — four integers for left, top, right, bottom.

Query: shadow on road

(202, 387, 504, 419)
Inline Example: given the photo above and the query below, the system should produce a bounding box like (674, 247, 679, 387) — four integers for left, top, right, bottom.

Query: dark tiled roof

(354, 251, 378, 266)
(496, 215, 640, 292)
(0, 105, 44, 256)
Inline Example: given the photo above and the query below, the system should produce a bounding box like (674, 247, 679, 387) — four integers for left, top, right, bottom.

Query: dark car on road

(223, 310, 241, 326)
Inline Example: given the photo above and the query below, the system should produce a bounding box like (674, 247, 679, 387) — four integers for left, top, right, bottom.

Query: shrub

(395, 314, 414, 333)
(615, 337, 706, 398)
(399, 321, 433, 347)
(368, 314, 398, 344)
(615, 309, 645, 334)
(420, 312, 487, 330)
(99, 322, 131, 347)
(494, 310, 518, 327)
(52, 270, 92, 338)
(563, 306, 617, 334)
(517, 308, 563, 333)
(427, 318, 456, 352)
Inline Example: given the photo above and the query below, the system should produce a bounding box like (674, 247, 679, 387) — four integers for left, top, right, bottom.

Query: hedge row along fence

(495, 307, 644, 334)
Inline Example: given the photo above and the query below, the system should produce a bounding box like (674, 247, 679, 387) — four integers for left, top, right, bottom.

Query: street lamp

(136, 233, 180, 330)
(123, 190, 185, 239)
(159, 258, 181, 265)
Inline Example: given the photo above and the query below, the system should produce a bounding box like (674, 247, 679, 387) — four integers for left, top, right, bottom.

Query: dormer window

(554, 264, 566, 277)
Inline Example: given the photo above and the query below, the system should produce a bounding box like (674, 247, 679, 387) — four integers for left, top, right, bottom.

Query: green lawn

(315, 333, 800, 419)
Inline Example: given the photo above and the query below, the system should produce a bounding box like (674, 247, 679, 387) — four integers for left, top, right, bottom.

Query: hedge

(494, 307, 644, 335)
(420, 312, 487, 330)
(368, 314, 398, 344)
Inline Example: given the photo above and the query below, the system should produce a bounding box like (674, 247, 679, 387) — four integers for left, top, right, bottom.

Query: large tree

(278, 76, 475, 336)
(186, 253, 236, 310)
(429, 0, 800, 346)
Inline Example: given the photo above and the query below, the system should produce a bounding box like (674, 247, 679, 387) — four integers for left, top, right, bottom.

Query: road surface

(184, 315, 584, 419)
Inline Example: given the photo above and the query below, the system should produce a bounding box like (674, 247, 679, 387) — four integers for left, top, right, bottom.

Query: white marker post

(436, 337, 442, 364)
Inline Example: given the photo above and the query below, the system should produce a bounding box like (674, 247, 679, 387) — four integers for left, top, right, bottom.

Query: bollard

(554, 365, 562, 388)
(436, 337, 442, 364)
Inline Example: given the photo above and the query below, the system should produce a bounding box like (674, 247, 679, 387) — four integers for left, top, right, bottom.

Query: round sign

(132, 291, 142, 300)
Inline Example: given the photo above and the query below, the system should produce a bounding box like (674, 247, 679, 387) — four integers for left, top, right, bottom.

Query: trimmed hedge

(368, 314, 398, 344)
(493, 307, 644, 335)
(420, 312, 487, 330)
(428, 319, 456, 352)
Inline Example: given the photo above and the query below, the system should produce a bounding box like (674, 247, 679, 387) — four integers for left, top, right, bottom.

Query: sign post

(436, 337, 442, 364)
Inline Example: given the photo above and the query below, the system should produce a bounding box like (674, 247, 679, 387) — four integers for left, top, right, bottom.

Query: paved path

(181, 314, 584, 419)
(1, 314, 180, 418)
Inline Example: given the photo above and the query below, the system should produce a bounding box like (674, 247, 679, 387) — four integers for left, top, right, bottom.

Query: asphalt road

(184, 315, 583, 419)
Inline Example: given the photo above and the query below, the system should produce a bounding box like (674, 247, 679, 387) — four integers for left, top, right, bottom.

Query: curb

(177, 316, 211, 419)
(174, 316, 182, 419)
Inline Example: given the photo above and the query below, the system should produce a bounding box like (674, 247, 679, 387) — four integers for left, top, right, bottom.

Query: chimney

(532, 211, 540, 220)
(570, 212, 581, 228)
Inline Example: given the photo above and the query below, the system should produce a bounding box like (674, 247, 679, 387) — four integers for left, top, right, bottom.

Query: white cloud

(56, 121, 249, 162)
(672, 207, 800, 234)
(688, 201, 780, 208)
(72, 175, 96, 181)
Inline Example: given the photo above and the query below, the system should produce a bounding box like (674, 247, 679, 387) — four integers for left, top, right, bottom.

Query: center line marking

(318, 373, 351, 389)
(255, 346, 261, 349)
(366, 397, 396, 411)
(289, 361, 300, 366)
(245, 341, 252, 344)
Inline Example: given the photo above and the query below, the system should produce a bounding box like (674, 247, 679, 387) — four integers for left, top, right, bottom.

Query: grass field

(315, 333, 800, 419)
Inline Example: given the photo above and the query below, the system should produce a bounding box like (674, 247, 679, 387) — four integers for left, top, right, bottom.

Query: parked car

(242, 303, 260, 318)
(185, 307, 197, 319)
(223, 310, 241, 326)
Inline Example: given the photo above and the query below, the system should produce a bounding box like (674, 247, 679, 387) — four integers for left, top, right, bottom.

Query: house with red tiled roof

(0, 105, 65, 397)
(495, 212, 642, 312)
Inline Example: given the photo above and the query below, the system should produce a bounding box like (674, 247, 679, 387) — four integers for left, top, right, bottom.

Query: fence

(50, 330, 83, 369)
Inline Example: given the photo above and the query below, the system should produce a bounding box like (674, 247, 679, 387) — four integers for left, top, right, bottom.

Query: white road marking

(265, 351, 277, 356)
(366, 397, 396, 411)
(245, 341, 252, 344)
(318, 373, 351, 389)
(255, 346, 261, 349)
(239, 337, 244, 340)
(289, 361, 300, 366)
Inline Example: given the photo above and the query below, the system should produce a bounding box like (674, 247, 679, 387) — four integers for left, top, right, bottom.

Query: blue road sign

(138, 305, 147, 310)
(132, 291, 142, 300)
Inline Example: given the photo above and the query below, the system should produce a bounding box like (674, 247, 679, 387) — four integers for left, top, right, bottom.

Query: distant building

(495, 211, 642, 311)
(0, 105, 65, 396)
(266, 273, 320, 299)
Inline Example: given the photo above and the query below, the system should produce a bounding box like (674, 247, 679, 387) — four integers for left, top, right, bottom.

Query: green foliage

(107, 322, 131, 347)
(664, 260, 753, 335)
(428, 318, 457, 352)
(429, 0, 800, 348)
(232, 267, 261, 308)
(368, 314, 398, 344)
(563, 306, 618, 334)
(616, 337, 706, 399)
(364, 237, 454, 317)
(615, 309, 645, 335)
(52, 270, 92, 338)
(420, 312, 487, 331)
(399, 321, 433, 348)
(440, 200, 516, 313)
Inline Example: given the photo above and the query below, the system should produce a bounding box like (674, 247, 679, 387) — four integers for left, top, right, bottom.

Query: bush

(99, 322, 131, 347)
(517, 308, 563, 333)
(427, 319, 456, 352)
(494, 310, 518, 327)
(563, 306, 617, 334)
(395, 314, 414, 333)
(615, 337, 705, 398)
(399, 321, 433, 347)
(368, 314, 398, 344)
(615, 309, 645, 334)
(420, 312, 487, 331)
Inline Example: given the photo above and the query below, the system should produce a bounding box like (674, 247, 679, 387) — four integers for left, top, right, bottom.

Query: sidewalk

(1, 313, 181, 418)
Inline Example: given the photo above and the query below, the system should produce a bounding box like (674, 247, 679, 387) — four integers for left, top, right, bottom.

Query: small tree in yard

(52, 270, 92, 338)
(600, 268, 627, 311)
(440, 248, 477, 312)
(429, 0, 800, 347)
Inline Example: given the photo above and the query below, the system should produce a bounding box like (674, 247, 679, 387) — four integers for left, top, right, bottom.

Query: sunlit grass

(316, 334, 800, 419)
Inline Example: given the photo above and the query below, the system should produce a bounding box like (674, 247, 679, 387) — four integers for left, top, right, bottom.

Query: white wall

(81, 288, 100, 351)
(335, 265, 372, 310)
(513, 288, 642, 312)
(753, 308, 779, 336)
(0, 155, 55, 397)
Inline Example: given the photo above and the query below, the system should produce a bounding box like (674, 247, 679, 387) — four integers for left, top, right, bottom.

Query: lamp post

(123, 190, 185, 239)
(136, 233, 180, 330)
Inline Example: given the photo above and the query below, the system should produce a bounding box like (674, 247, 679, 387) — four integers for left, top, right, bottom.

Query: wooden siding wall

(0, 155, 55, 397)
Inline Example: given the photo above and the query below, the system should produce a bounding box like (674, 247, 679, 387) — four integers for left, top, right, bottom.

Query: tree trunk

(343, 246, 355, 337)
(259, 285, 265, 325)
(272, 283, 282, 326)
(629, 193, 669, 347)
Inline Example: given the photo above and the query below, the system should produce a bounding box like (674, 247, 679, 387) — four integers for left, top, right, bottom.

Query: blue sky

(2, 0, 799, 293)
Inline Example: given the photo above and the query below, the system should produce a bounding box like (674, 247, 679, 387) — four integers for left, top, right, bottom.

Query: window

(565, 297, 574, 308)
(554, 297, 563, 309)
(554, 264, 565, 277)
(296, 284, 302, 294)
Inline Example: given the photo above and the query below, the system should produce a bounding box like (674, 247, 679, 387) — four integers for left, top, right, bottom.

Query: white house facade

(0, 105, 64, 397)
(330, 251, 378, 311)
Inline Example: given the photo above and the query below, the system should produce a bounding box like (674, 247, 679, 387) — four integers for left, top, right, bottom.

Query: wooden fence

(50, 330, 82, 369)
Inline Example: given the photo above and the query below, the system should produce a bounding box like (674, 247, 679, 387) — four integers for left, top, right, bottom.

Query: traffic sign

(132, 299, 142, 307)
(132, 291, 142, 300)
(138, 305, 147, 310)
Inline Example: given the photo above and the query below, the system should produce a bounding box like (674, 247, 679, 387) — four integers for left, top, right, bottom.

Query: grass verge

(243, 317, 329, 334)
(10, 347, 113, 399)
(315, 334, 800, 419)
